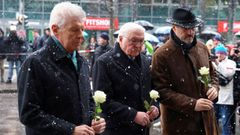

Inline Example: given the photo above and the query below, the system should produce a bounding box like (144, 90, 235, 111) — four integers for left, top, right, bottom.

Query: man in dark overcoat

(93, 22, 160, 135)
(90, 32, 112, 78)
(151, 7, 220, 135)
(4, 30, 25, 83)
(0, 28, 6, 82)
(18, 2, 105, 135)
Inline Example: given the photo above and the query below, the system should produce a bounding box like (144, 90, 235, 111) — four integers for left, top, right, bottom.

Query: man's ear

(172, 25, 177, 32)
(51, 25, 59, 36)
(118, 36, 123, 43)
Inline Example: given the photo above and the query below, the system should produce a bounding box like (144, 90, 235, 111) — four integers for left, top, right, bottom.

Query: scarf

(171, 29, 197, 56)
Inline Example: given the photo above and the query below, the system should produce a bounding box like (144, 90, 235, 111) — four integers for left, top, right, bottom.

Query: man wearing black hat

(91, 32, 112, 77)
(151, 7, 219, 135)
(93, 32, 112, 62)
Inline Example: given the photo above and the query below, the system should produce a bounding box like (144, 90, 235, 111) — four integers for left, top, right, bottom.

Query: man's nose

(187, 28, 195, 35)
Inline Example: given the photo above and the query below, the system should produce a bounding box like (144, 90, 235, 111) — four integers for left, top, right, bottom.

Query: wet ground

(0, 93, 161, 135)
(0, 93, 25, 135)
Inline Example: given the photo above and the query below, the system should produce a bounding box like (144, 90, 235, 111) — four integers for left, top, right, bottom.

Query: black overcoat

(18, 37, 94, 135)
(4, 35, 25, 61)
(93, 43, 156, 135)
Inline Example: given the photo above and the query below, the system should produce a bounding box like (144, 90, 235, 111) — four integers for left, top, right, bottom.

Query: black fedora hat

(166, 7, 203, 29)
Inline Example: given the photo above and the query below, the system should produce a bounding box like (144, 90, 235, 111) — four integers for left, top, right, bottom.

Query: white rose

(93, 90, 106, 104)
(199, 66, 209, 75)
(149, 90, 160, 101)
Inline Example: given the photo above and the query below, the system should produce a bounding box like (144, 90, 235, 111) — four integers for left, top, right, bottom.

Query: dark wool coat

(4, 34, 25, 61)
(231, 56, 240, 105)
(93, 43, 158, 135)
(93, 44, 112, 62)
(0, 37, 6, 59)
(18, 37, 94, 135)
(151, 38, 220, 135)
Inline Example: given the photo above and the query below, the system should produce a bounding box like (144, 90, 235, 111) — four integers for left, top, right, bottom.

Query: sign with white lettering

(84, 17, 119, 30)
(218, 21, 240, 33)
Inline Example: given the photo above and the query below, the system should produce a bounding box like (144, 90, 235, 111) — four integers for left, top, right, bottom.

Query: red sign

(218, 21, 240, 33)
(84, 17, 118, 30)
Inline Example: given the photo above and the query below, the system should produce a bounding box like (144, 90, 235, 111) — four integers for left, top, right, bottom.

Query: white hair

(117, 22, 145, 42)
(49, 2, 86, 35)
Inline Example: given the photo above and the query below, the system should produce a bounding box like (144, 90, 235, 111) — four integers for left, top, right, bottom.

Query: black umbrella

(154, 26, 172, 35)
(134, 20, 154, 30)
(199, 30, 221, 42)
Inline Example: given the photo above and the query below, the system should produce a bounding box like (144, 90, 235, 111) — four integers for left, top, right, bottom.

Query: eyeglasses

(176, 26, 196, 31)
(123, 36, 145, 46)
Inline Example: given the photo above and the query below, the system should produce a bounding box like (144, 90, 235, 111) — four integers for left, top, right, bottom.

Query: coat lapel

(112, 43, 141, 81)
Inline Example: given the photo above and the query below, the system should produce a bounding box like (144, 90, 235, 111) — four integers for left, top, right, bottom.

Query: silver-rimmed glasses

(122, 36, 145, 46)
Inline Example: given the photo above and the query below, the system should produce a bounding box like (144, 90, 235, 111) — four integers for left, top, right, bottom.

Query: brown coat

(151, 38, 219, 135)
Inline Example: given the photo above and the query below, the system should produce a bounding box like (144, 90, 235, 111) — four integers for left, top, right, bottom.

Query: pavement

(0, 93, 25, 135)
(0, 82, 17, 93)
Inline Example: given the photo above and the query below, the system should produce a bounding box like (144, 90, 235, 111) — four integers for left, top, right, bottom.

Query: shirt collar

(52, 35, 72, 59)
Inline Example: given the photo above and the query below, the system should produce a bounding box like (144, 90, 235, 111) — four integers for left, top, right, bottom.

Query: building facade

(0, 0, 240, 37)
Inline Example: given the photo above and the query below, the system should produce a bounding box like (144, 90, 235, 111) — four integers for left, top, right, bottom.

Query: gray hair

(49, 2, 86, 35)
(117, 22, 145, 42)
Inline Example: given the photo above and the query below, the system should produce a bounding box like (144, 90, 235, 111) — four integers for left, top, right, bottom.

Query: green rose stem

(144, 90, 160, 135)
(94, 102, 102, 121)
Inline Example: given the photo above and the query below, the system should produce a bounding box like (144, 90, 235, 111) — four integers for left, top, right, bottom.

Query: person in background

(87, 36, 98, 51)
(4, 29, 25, 84)
(0, 28, 6, 82)
(32, 30, 40, 52)
(85, 36, 98, 68)
(206, 39, 214, 54)
(37, 27, 50, 50)
(229, 42, 240, 134)
(151, 7, 219, 135)
(92, 32, 112, 64)
(231, 43, 240, 107)
(90, 33, 112, 77)
(213, 45, 236, 135)
(18, 2, 105, 135)
(212, 35, 224, 55)
(93, 22, 159, 135)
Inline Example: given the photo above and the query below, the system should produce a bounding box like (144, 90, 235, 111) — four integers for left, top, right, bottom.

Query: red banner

(84, 17, 118, 30)
(218, 21, 240, 33)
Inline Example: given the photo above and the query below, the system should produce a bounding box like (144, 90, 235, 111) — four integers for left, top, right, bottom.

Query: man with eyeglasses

(92, 22, 160, 135)
(151, 7, 219, 135)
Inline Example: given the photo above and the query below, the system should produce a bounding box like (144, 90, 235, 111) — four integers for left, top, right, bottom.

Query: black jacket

(18, 37, 94, 135)
(0, 37, 6, 59)
(91, 44, 112, 77)
(4, 34, 25, 61)
(232, 56, 240, 105)
(93, 44, 112, 62)
(37, 34, 49, 50)
(93, 43, 157, 135)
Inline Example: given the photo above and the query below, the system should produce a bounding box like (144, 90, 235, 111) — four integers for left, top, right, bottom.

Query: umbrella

(144, 33, 159, 43)
(134, 20, 154, 30)
(113, 30, 119, 38)
(235, 31, 240, 37)
(154, 26, 172, 35)
(199, 30, 221, 41)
